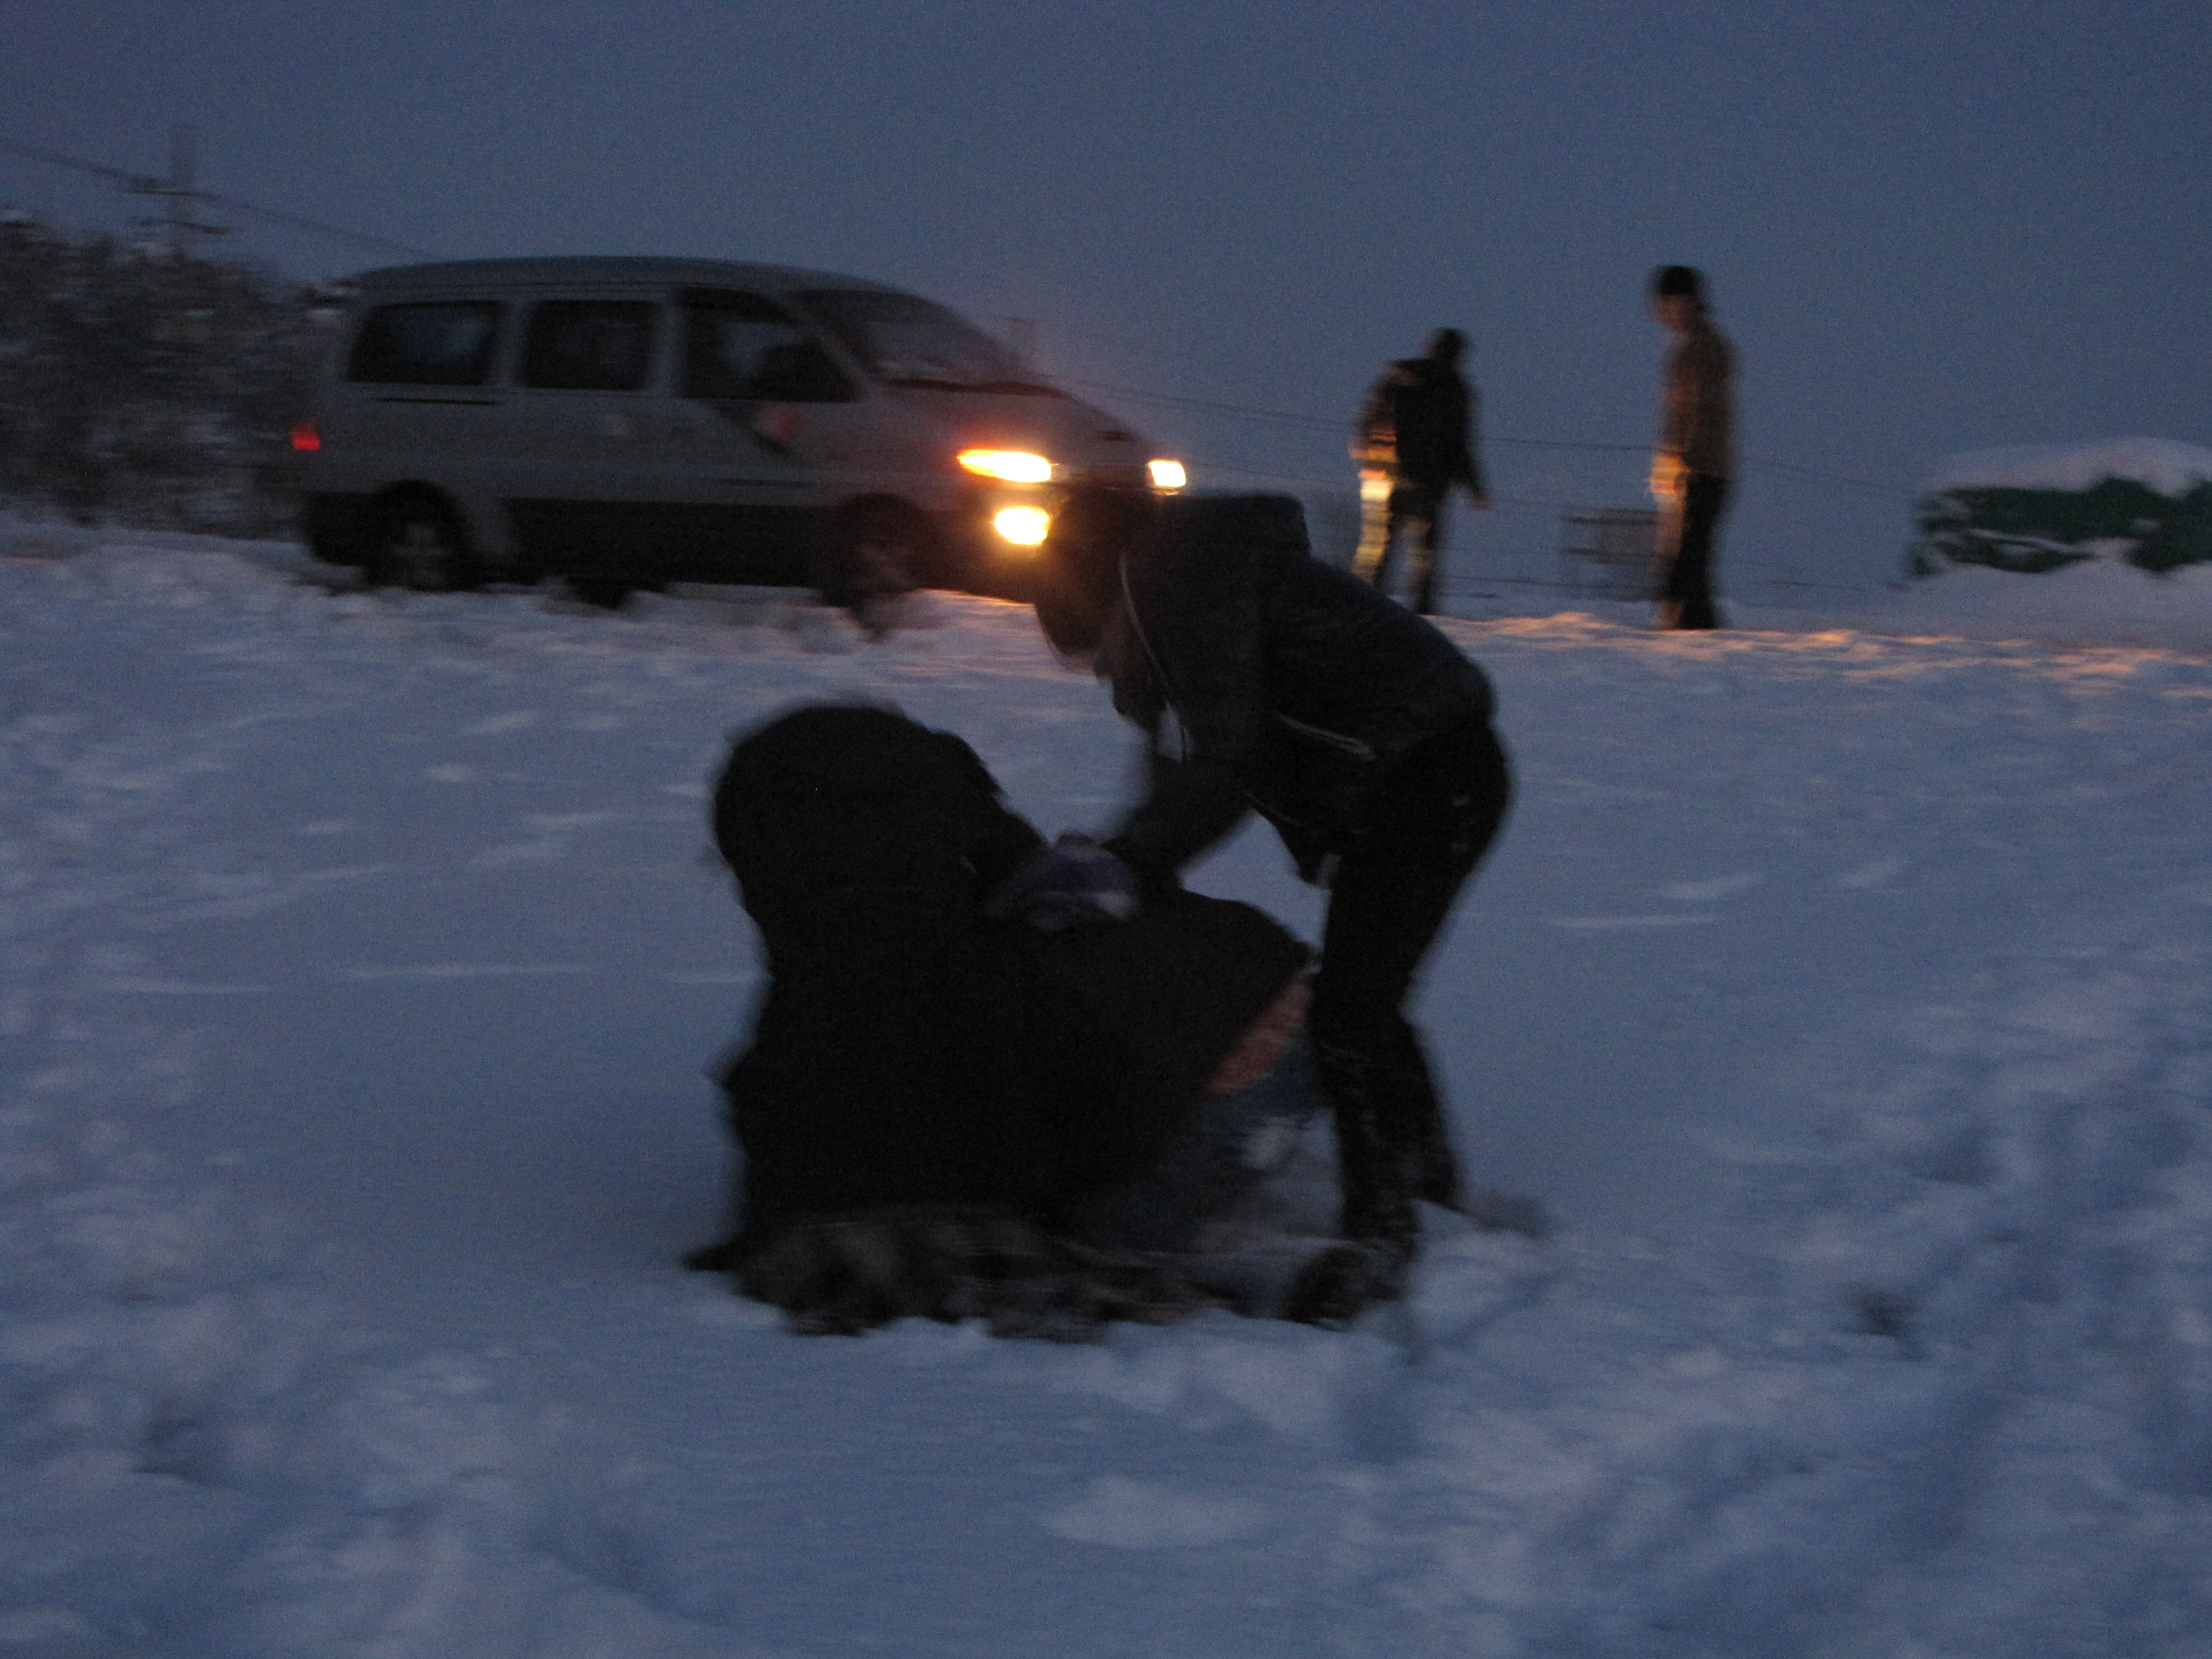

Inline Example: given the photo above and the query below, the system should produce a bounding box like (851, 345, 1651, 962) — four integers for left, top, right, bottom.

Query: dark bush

(0, 217, 338, 537)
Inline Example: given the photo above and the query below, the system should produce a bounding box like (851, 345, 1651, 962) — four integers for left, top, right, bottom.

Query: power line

(1172, 455, 1604, 520)
(1069, 377, 1919, 498)
(1740, 457, 1917, 498)
(1067, 377, 1646, 455)
(0, 134, 440, 261)
(209, 195, 439, 261)
(1065, 378, 1347, 434)
(0, 136, 146, 190)
(122, 126, 228, 255)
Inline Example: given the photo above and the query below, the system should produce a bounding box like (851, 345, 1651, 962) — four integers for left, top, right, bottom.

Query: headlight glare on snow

(958, 449, 1054, 484)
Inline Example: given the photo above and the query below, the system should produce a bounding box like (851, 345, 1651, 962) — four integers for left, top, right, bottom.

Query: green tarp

(1911, 477, 2212, 577)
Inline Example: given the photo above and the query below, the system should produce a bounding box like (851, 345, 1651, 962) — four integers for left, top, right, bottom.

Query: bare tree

(0, 217, 333, 535)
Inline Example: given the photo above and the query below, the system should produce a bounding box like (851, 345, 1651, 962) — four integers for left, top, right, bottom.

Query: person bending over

(1031, 489, 1513, 1326)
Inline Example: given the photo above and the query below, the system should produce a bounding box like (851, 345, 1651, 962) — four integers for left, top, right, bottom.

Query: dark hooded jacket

(712, 704, 1041, 1253)
(711, 702, 1306, 1258)
(1356, 357, 1483, 492)
(1098, 494, 1498, 883)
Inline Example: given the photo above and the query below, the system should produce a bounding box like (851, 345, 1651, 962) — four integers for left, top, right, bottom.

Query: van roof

(351, 257, 910, 295)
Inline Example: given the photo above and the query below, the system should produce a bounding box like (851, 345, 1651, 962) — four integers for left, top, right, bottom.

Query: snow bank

(1735, 557, 2212, 654)
(1471, 558, 2212, 654)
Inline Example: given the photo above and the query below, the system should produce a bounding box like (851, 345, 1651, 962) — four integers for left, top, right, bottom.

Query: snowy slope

(5, 534, 2212, 1657)
(1840, 559, 2212, 653)
(1467, 562, 2212, 657)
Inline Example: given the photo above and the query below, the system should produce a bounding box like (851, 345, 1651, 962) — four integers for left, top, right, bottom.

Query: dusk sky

(5, 1, 2208, 592)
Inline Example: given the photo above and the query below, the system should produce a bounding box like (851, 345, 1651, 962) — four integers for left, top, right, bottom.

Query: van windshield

(797, 290, 1059, 395)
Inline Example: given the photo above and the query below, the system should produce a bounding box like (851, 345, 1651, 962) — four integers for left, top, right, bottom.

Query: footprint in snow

(1044, 1476, 1270, 1549)
(1837, 858, 1905, 889)
(1550, 872, 1765, 927)
(100, 977, 272, 996)
(462, 711, 539, 736)
(336, 964, 592, 982)
(1659, 871, 1766, 903)
(1547, 914, 1721, 930)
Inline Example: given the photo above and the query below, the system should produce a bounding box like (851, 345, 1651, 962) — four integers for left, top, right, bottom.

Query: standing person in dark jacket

(1033, 490, 1513, 1326)
(1352, 327, 1491, 616)
(1649, 266, 1736, 630)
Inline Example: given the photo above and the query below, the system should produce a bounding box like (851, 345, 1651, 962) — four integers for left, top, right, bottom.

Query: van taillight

(290, 422, 321, 452)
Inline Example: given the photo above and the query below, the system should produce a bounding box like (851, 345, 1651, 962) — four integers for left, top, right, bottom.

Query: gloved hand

(986, 833, 1139, 930)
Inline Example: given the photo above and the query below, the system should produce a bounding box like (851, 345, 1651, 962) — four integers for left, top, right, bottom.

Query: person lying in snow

(684, 700, 1329, 1338)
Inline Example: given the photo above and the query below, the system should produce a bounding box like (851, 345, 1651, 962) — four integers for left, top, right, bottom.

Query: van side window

(798, 289, 1054, 394)
(682, 292, 853, 403)
(347, 302, 502, 386)
(521, 301, 660, 392)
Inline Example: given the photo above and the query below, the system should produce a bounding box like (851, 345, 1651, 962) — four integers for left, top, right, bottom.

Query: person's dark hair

(1651, 264, 1705, 302)
(1425, 327, 1466, 363)
(1034, 487, 1158, 663)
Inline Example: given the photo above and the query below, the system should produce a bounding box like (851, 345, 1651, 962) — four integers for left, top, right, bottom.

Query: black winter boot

(1403, 1075, 1464, 1212)
(1285, 1042, 1422, 1327)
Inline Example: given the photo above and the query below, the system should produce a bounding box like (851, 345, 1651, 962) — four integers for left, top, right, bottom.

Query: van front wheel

(813, 501, 930, 624)
(369, 495, 481, 593)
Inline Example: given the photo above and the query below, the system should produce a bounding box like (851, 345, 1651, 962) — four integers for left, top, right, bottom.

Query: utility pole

(124, 124, 228, 256)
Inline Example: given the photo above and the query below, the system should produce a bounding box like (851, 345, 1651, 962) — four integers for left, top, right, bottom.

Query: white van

(297, 257, 1182, 608)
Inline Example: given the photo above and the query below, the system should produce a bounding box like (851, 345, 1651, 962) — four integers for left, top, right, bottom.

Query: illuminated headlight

(993, 506, 1053, 546)
(1147, 458, 1187, 491)
(958, 448, 1054, 484)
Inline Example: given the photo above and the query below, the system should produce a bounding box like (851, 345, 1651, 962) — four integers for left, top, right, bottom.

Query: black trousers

(1304, 719, 1512, 1250)
(1657, 472, 1729, 629)
(1361, 480, 1452, 615)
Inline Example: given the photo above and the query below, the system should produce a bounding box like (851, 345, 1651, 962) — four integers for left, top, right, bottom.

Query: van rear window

(347, 302, 502, 386)
(521, 302, 660, 392)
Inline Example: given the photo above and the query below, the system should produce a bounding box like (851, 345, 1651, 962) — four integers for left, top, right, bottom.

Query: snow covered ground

(5, 526, 2212, 1658)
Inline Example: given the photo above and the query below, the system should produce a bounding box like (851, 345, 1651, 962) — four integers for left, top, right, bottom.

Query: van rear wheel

(369, 494, 480, 593)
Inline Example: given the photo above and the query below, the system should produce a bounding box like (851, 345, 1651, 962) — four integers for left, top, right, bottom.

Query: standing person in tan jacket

(1649, 265, 1735, 629)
